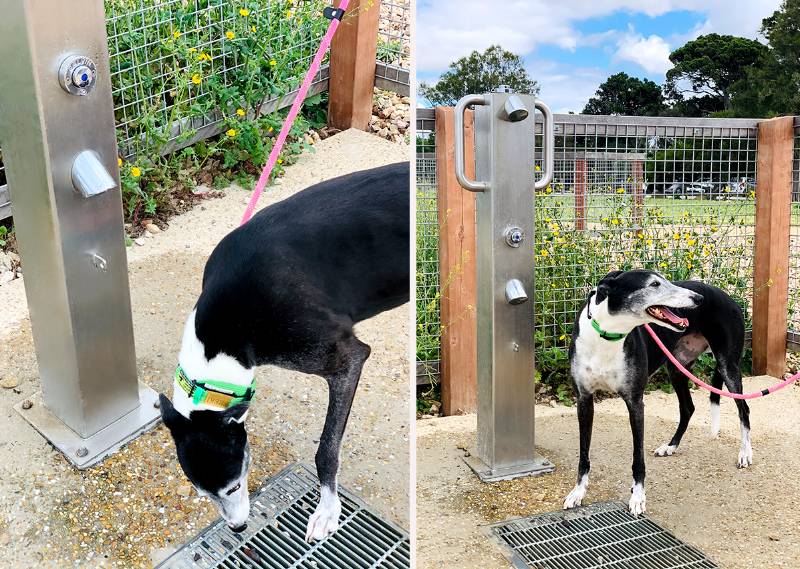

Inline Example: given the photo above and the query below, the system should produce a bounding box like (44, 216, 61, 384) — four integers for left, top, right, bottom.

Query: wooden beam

(435, 107, 477, 415)
(327, 0, 380, 131)
(575, 158, 586, 230)
(752, 116, 794, 377)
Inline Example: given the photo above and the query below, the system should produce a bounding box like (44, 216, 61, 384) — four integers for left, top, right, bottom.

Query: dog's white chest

(572, 333, 629, 395)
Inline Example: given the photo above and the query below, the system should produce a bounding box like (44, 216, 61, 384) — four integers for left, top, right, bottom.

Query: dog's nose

(229, 523, 247, 533)
(692, 293, 704, 306)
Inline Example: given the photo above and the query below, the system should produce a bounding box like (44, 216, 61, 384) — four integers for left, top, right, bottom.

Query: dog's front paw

(737, 445, 753, 468)
(628, 483, 646, 517)
(305, 492, 342, 542)
(563, 476, 588, 509)
(653, 443, 676, 457)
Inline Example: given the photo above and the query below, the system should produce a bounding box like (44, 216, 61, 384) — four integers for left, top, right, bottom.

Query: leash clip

(323, 6, 345, 20)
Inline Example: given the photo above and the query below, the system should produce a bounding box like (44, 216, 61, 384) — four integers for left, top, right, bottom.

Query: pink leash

(643, 323, 800, 399)
(240, 0, 350, 226)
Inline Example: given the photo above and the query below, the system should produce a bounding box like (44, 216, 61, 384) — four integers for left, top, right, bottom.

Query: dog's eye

(225, 483, 241, 496)
(650, 281, 660, 288)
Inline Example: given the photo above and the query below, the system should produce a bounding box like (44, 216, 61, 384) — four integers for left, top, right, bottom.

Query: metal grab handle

(454, 94, 489, 192)
(534, 100, 555, 190)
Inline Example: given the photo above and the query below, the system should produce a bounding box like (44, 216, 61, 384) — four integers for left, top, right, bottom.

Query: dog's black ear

(159, 393, 190, 434)
(595, 270, 623, 304)
(222, 403, 250, 425)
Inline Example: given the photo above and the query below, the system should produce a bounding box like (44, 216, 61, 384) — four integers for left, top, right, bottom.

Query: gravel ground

(0, 129, 410, 568)
(417, 379, 800, 569)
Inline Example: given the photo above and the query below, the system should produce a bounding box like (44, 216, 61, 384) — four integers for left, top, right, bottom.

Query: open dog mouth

(646, 306, 689, 329)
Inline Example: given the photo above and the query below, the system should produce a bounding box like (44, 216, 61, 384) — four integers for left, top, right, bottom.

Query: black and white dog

(158, 162, 409, 541)
(563, 269, 750, 516)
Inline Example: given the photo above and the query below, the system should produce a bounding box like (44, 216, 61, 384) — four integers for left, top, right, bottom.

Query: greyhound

(158, 162, 409, 541)
(562, 269, 749, 516)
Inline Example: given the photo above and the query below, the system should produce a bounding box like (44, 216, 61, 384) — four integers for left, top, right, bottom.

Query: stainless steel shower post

(0, 0, 160, 468)
(455, 88, 556, 481)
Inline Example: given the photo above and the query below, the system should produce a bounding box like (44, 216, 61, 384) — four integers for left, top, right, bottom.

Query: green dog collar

(591, 319, 627, 342)
(175, 365, 256, 409)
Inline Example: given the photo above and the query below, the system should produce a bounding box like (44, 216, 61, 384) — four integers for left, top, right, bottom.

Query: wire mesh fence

(532, 116, 760, 372)
(106, 0, 331, 158)
(416, 109, 440, 382)
(789, 120, 800, 344)
(414, 111, 774, 378)
(377, 0, 409, 67)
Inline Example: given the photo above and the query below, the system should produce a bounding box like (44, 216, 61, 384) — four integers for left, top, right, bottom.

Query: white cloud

(614, 31, 673, 74)
(531, 61, 607, 113)
(416, 0, 781, 73)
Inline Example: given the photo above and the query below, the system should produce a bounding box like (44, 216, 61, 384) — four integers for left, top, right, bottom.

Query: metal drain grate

(491, 501, 718, 569)
(156, 463, 409, 569)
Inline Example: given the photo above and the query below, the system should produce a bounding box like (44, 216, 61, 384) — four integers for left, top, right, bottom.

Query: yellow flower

(659, 262, 667, 268)
(173, 31, 181, 39)
(646, 239, 653, 246)
(130, 167, 142, 178)
(286, 10, 293, 18)
(226, 129, 237, 137)
(277, 159, 283, 164)
(616, 187, 625, 194)
(226, 30, 236, 40)
(251, 25, 257, 32)
(236, 108, 246, 117)
(711, 225, 718, 232)
(611, 218, 620, 226)
(117, 157, 123, 167)
(687, 262, 693, 269)
(269, 59, 277, 66)
(239, 8, 250, 16)
(268, 126, 274, 133)
(559, 334, 567, 341)
(539, 249, 549, 257)
(198, 52, 212, 62)
(535, 165, 541, 172)
(188, 47, 198, 53)
(686, 238, 696, 246)
(191, 73, 202, 84)
(552, 229, 560, 236)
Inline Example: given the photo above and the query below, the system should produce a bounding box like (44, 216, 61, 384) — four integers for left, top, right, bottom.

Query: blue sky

(416, 0, 782, 113)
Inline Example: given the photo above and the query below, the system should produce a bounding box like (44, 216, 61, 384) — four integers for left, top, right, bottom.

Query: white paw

(737, 445, 753, 468)
(305, 490, 341, 542)
(628, 483, 646, 517)
(737, 426, 753, 468)
(653, 443, 677, 457)
(563, 475, 588, 509)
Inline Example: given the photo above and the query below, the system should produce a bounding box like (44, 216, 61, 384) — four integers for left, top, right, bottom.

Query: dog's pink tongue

(661, 307, 688, 327)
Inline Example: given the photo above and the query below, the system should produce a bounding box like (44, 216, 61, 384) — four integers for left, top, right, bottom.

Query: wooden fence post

(632, 159, 644, 225)
(752, 116, 794, 377)
(575, 158, 587, 230)
(328, 0, 380, 130)
(435, 107, 477, 415)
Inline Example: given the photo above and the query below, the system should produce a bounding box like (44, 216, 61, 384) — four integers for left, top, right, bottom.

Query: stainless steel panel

(0, 0, 141, 438)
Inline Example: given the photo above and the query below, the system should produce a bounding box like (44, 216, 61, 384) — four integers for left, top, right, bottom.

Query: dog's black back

(194, 162, 409, 368)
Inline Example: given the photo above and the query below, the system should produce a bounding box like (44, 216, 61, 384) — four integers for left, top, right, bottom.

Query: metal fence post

(752, 116, 794, 377)
(328, 0, 381, 130)
(454, 90, 555, 482)
(0, 0, 160, 468)
(435, 107, 477, 415)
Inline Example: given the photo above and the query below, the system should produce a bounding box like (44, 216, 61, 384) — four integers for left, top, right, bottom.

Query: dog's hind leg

(306, 334, 371, 542)
(625, 395, 647, 516)
(654, 366, 695, 457)
(709, 369, 724, 437)
(718, 360, 751, 468)
(564, 393, 593, 509)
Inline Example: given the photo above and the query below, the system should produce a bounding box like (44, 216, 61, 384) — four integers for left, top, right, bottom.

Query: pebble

(0, 376, 19, 389)
(176, 484, 192, 497)
(134, 238, 146, 246)
(145, 223, 161, 235)
(369, 88, 409, 144)
(21, 399, 33, 410)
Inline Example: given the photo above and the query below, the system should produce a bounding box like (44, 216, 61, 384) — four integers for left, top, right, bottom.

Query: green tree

(753, 0, 800, 114)
(419, 45, 539, 106)
(582, 72, 665, 116)
(665, 34, 769, 111)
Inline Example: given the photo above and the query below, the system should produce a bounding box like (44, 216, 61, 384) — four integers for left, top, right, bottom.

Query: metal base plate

(491, 501, 718, 569)
(155, 463, 410, 569)
(13, 382, 161, 469)
(464, 451, 554, 483)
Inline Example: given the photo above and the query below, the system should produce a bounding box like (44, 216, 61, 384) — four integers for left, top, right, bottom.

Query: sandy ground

(417, 379, 800, 569)
(0, 129, 410, 568)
